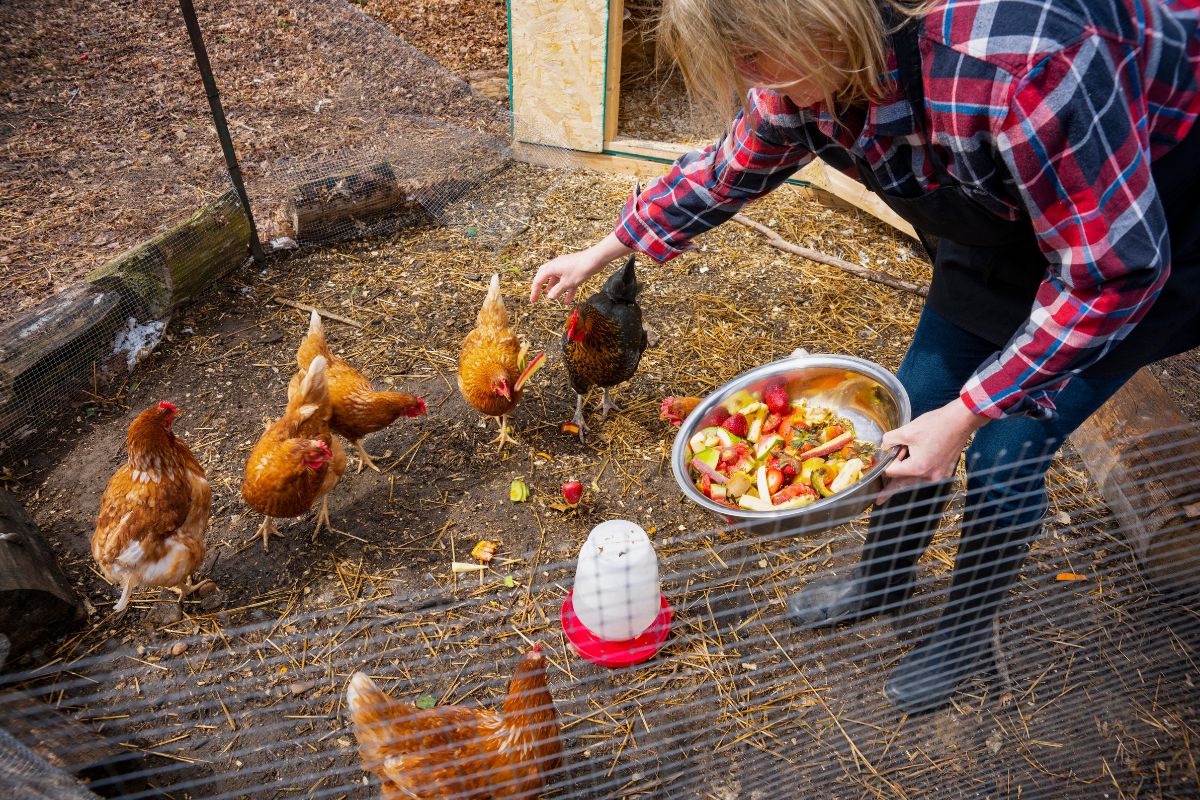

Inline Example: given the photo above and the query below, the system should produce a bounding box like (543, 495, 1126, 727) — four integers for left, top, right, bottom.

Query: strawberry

(780, 463, 797, 483)
(762, 413, 781, 435)
(709, 406, 731, 427)
(766, 467, 784, 495)
(721, 413, 748, 438)
(562, 481, 583, 507)
(699, 473, 713, 497)
(763, 383, 790, 415)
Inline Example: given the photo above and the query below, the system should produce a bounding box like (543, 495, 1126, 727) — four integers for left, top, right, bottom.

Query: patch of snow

(112, 317, 166, 369)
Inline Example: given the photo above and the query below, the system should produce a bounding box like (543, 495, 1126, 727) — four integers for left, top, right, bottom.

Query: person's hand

(877, 398, 990, 503)
(529, 233, 634, 304)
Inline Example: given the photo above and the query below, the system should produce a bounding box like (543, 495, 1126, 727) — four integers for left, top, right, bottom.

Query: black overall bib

(841, 18, 1200, 378)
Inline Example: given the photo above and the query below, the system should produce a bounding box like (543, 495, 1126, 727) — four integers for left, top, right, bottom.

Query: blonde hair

(657, 0, 935, 123)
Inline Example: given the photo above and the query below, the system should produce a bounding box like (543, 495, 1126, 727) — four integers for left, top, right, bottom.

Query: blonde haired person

(531, 0, 1200, 712)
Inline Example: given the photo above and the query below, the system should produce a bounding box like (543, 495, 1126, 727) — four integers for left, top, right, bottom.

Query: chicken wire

(2, 435, 1198, 799)
(0, 0, 576, 453)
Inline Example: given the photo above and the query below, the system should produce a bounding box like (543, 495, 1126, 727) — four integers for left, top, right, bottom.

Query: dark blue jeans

(895, 306, 1133, 530)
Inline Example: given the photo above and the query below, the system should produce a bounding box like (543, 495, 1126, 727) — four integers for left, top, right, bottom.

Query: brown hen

(241, 355, 347, 550)
(458, 274, 545, 449)
(347, 644, 562, 800)
(297, 310, 426, 473)
(92, 402, 212, 612)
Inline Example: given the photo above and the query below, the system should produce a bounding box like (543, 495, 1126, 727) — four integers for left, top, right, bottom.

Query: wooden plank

(797, 159, 917, 238)
(510, 0, 609, 152)
(603, 0, 625, 144)
(513, 141, 672, 180)
(1071, 369, 1200, 597)
(0, 488, 83, 658)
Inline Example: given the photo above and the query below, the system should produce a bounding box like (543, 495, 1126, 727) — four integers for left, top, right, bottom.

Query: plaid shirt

(615, 0, 1200, 419)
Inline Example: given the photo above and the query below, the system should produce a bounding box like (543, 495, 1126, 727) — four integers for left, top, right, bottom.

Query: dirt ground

(3, 172, 1197, 798)
(2, 2, 1199, 798)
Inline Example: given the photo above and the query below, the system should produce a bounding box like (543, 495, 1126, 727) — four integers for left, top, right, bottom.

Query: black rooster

(562, 253, 648, 438)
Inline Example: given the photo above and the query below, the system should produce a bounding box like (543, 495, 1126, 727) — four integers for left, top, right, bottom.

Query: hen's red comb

(158, 401, 178, 413)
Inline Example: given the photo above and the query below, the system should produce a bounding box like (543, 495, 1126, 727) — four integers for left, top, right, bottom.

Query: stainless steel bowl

(670, 354, 911, 537)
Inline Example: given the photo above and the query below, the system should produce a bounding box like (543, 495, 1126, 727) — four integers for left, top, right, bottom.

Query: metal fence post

(178, 0, 265, 264)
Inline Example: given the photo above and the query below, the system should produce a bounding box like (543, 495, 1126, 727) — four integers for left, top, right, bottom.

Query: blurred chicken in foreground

(347, 644, 562, 799)
(562, 253, 648, 438)
(242, 355, 347, 550)
(92, 402, 212, 612)
(458, 274, 546, 449)
(298, 310, 426, 472)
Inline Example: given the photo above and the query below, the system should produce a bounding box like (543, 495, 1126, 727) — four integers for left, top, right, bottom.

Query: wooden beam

(603, 0, 625, 144)
(1071, 369, 1200, 598)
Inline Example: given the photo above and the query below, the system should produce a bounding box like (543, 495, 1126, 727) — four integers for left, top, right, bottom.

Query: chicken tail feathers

(297, 309, 330, 370)
(601, 254, 641, 304)
(289, 355, 330, 422)
(347, 672, 398, 745)
(476, 273, 509, 331)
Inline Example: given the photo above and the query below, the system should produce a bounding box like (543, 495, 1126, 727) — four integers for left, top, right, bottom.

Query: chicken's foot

(354, 440, 383, 473)
(571, 394, 590, 441)
(491, 415, 518, 450)
(253, 516, 283, 552)
(169, 577, 217, 604)
(599, 388, 622, 422)
(312, 496, 336, 542)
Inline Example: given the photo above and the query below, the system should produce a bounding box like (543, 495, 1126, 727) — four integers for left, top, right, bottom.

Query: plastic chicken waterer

(561, 520, 672, 668)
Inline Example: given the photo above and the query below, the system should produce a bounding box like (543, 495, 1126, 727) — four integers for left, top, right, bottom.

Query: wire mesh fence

(0, 0, 576, 454)
(2, 438, 1198, 799)
(2, 2, 1199, 799)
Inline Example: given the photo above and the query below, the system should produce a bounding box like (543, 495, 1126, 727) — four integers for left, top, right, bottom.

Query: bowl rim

(669, 353, 912, 520)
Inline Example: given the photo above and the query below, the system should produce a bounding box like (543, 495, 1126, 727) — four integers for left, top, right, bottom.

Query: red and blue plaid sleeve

(960, 35, 1177, 420)
(614, 89, 814, 262)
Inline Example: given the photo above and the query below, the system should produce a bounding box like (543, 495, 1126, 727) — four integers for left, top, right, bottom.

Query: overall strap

(883, 8, 956, 184)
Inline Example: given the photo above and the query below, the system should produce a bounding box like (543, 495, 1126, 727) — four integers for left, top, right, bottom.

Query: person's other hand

(877, 398, 990, 503)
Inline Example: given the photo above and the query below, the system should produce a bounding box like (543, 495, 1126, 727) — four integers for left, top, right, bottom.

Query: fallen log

(0, 488, 83, 658)
(1072, 369, 1200, 597)
(87, 188, 251, 318)
(0, 284, 127, 443)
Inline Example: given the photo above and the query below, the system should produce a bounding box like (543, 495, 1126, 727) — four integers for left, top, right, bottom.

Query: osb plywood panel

(510, 0, 609, 152)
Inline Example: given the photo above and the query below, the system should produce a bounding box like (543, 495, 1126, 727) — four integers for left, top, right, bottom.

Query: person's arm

(960, 37, 1168, 421)
(531, 89, 814, 303)
(883, 35, 1168, 487)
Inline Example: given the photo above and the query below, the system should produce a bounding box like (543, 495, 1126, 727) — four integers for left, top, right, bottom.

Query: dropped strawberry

(763, 383, 790, 415)
(721, 413, 748, 438)
(562, 481, 583, 507)
(762, 413, 781, 435)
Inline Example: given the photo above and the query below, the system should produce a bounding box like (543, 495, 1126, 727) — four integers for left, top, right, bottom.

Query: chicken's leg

(599, 388, 621, 421)
(312, 496, 335, 542)
(570, 394, 590, 441)
(354, 440, 383, 474)
(254, 516, 283, 552)
(490, 415, 518, 449)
